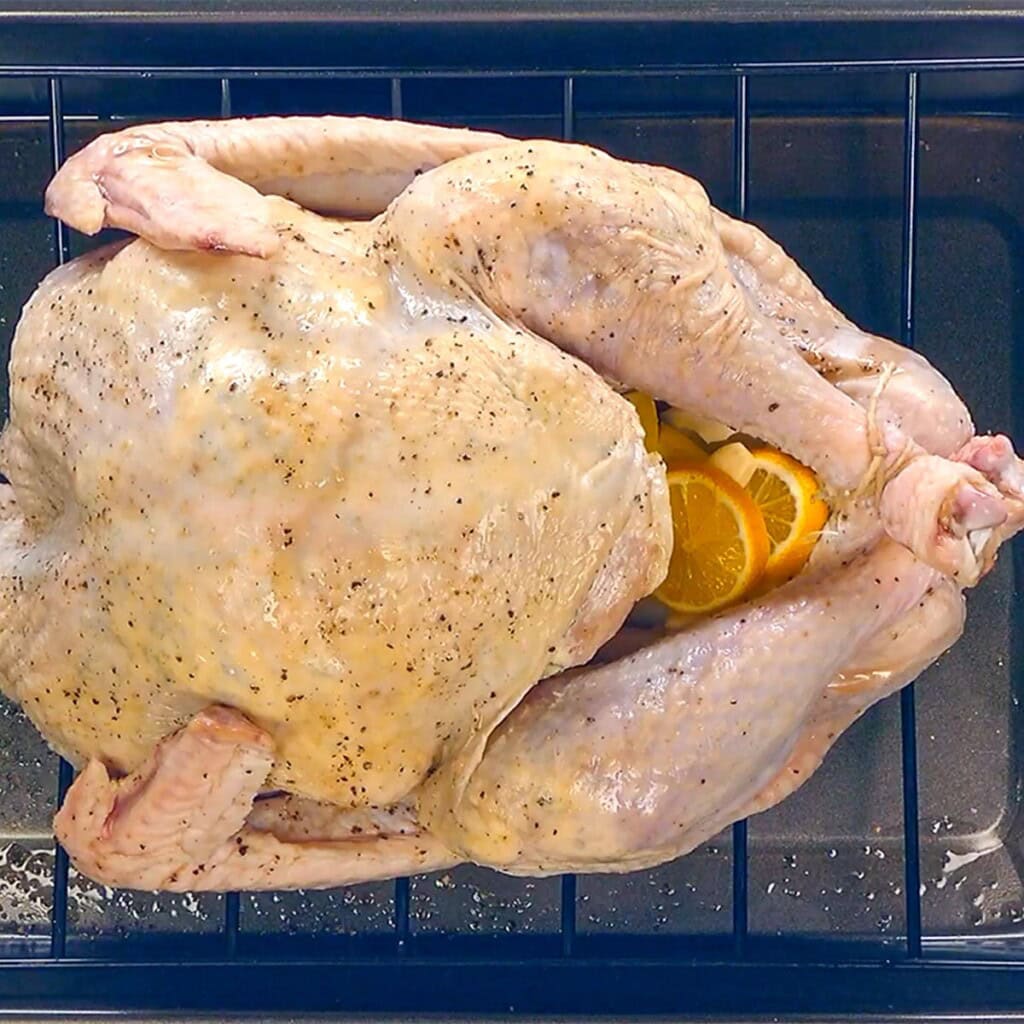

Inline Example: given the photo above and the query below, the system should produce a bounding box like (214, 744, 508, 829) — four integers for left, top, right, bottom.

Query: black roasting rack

(1, 2, 1024, 1018)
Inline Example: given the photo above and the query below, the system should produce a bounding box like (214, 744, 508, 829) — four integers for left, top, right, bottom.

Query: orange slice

(655, 463, 770, 614)
(745, 448, 829, 587)
(624, 390, 659, 453)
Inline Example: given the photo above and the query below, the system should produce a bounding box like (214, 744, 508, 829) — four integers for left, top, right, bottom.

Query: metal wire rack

(1, 3, 1023, 1017)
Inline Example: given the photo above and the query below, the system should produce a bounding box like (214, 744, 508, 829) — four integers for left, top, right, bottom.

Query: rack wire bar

(46, 79, 69, 266)
(224, 895, 240, 958)
(7, 55, 1024, 79)
(730, 71, 750, 959)
(388, 72, 413, 955)
(561, 76, 574, 143)
(898, 69, 924, 960)
(49, 766, 72, 960)
(220, 77, 232, 119)
(45, 74, 72, 962)
(560, 874, 577, 956)
(215, 73, 243, 958)
(556, 72, 578, 960)
(394, 877, 411, 952)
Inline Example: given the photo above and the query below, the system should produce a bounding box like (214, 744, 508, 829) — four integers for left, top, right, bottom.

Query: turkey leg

(416, 539, 939, 874)
(711, 207, 973, 458)
(740, 576, 964, 818)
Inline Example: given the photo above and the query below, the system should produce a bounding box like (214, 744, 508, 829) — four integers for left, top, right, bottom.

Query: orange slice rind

(654, 463, 770, 615)
(745, 447, 829, 587)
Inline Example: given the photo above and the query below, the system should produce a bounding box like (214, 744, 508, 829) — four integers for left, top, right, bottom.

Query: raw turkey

(0, 116, 1020, 891)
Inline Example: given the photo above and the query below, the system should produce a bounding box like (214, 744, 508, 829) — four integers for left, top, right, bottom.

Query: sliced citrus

(657, 423, 707, 467)
(745, 448, 829, 587)
(624, 390, 659, 453)
(655, 463, 770, 615)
